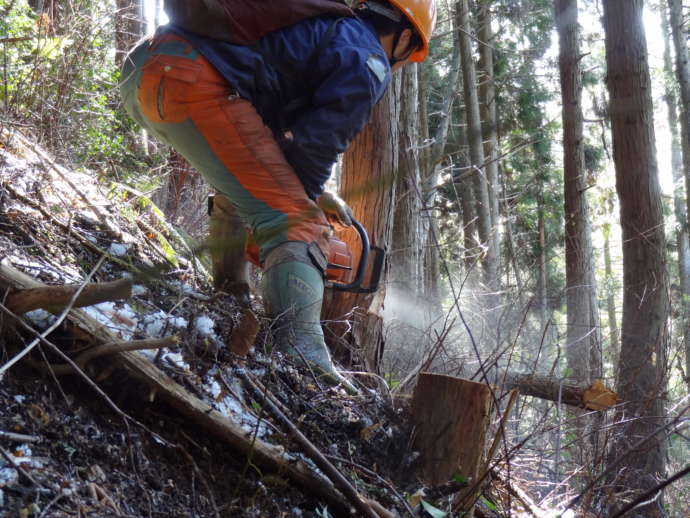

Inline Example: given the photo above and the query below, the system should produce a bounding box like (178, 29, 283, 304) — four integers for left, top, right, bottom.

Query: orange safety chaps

(120, 32, 332, 262)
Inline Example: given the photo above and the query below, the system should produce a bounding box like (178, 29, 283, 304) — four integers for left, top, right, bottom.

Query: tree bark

(115, 0, 144, 66)
(667, 0, 690, 392)
(602, 222, 620, 379)
(556, 0, 601, 382)
(477, 0, 501, 283)
(536, 190, 548, 329)
(391, 64, 423, 304)
(458, 0, 499, 291)
(602, 2, 668, 515)
(321, 80, 400, 372)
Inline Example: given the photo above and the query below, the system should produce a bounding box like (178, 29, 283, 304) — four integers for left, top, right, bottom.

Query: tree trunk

(536, 190, 548, 329)
(458, 0, 498, 291)
(477, 0, 501, 284)
(602, 1, 668, 515)
(390, 64, 423, 305)
(666, 0, 690, 392)
(115, 0, 144, 66)
(321, 80, 400, 373)
(602, 222, 620, 379)
(556, 0, 601, 382)
(418, 4, 462, 315)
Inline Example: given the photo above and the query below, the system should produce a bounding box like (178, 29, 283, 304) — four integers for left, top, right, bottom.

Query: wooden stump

(411, 373, 491, 493)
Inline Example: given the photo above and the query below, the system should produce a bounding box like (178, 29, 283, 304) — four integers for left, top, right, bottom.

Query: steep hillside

(0, 129, 429, 518)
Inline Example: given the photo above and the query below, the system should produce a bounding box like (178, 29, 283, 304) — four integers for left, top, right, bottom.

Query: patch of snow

(13, 395, 26, 404)
(207, 380, 222, 400)
(202, 373, 270, 438)
(120, 231, 137, 244)
(132, 284, 147, 296)
(9, 256, 65, 282)
(0, 468, 18, 488)
(163, 351, 188, 370)
(25, 309, 56, 331)
(82, 301, 138, 340)
(108, 242, 130, 257)
(141, 311, 188, 337)
(168, 279, 200, 296)
(194, 315, 215, 336)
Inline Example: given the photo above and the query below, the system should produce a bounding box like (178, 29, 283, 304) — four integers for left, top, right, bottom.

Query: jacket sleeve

(281, 45, 390, 200)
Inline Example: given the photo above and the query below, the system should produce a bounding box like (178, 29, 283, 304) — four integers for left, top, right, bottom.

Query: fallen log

(0, 259, 355, 516)
(488, 371, 618, 411)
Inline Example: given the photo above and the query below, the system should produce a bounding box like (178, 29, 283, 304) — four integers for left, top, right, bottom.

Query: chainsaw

(245, 218, 385, 294)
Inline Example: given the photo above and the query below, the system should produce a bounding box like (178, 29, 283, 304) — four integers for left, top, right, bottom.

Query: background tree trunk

(477, 0, 501, 289)
(115, 0, 144, 65)
(602, 1, 668, 515)
(603, 221, 620, 380)
(458, 0, 498, 292)
(667, 0, 690, 392)
(557, 0, 601, 382)
(391, 64, 423, 306)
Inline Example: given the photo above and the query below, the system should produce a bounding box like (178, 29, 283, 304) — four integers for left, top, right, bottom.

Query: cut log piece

(411, 373, 491, 498)
(490, 371, 618, 410)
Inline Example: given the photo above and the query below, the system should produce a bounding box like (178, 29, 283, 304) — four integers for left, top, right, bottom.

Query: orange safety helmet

(363, 0, 437, 62)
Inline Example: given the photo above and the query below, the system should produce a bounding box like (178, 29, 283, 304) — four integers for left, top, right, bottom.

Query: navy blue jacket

(167, 16, 391, 199)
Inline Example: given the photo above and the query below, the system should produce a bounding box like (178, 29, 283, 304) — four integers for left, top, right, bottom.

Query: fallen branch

(40, 336, 178, 376)
(0, 256, 105, 379)
(6, 278, 133, 315)
(0, 431, 41, 443)
(492, 469, 548, 518)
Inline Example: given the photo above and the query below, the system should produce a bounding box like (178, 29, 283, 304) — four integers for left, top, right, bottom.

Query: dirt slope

(0, 130, 420, 518)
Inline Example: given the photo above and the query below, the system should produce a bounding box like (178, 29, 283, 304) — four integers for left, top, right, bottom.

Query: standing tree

(477, 0, 501, 281)
(322, 81, 400, 373)
(556, 0, 601, 382)
(661, 1, 690, 392)
(668, 0, 690, 390)
(602, 1, 668, 515)
(458, 0, 499, 292)
(115, 0, 144, 65)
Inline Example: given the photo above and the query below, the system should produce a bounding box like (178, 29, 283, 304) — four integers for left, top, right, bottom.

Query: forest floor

(0, 130, 517, 518)
(0, 129, 432, 518)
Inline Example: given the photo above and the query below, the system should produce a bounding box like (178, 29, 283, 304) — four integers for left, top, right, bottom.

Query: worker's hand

(317, 191, 353, 227)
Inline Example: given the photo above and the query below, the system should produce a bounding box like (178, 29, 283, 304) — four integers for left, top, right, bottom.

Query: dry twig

(236, 367, 387, 518)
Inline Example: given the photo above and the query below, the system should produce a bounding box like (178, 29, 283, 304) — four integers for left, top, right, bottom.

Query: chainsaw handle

(330, 218, 369, 292)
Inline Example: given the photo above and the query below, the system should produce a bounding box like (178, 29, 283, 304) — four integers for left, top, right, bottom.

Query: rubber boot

(262, 243, 357, 394)
(208, 193, 250, 304)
